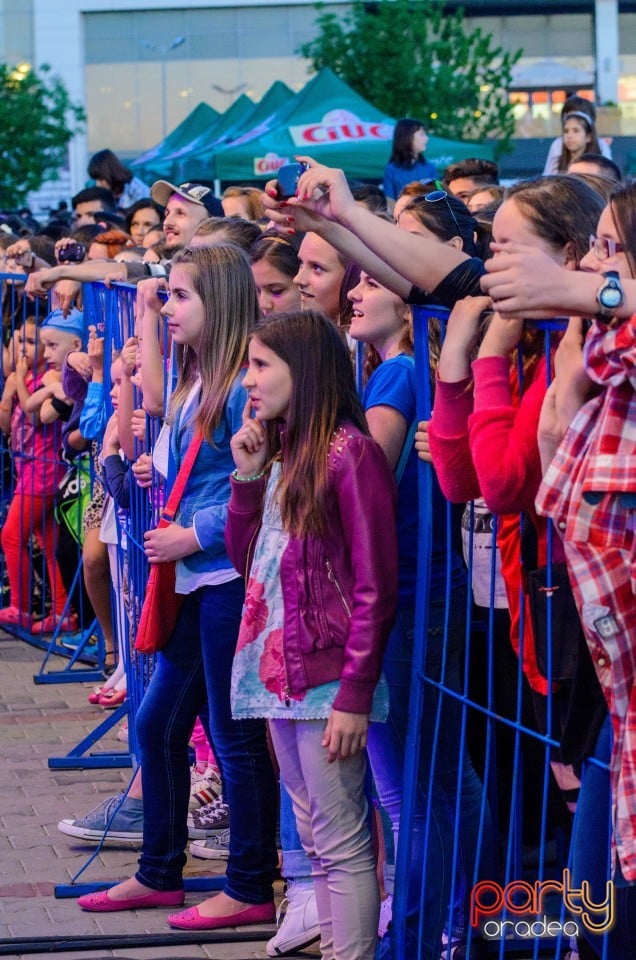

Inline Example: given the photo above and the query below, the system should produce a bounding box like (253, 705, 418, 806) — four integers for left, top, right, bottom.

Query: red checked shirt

(536, 317, 636, 882)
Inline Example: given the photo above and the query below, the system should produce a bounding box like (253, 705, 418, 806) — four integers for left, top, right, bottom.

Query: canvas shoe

(266, 881, 321, 956)
(188, 829, 231, 860)
(116, 719, 129, 742)
(189, 765, 222, 810)
(57, 793, 143, 842)
(187, 796, 230, 839)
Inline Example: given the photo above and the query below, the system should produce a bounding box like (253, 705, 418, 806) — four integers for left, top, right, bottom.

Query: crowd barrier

(0, 273, 613, 957)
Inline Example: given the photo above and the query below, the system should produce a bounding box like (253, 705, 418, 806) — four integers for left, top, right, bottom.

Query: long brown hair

(503, 175, 605, 378)
(253, 309, 368, 537)
(167, 243, 260, 442)
(608, 179, 636, 278)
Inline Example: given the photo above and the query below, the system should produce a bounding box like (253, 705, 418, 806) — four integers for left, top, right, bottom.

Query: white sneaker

(116, 719, 128, 743)
(266, 881, 321, 957)
(378, 893, 393, 938)
(189, 765, 222, 810)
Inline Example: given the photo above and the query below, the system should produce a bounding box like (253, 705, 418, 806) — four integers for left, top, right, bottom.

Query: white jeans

(269, 718, 379, 960)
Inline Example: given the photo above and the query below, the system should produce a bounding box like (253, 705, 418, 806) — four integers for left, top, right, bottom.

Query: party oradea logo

(470, 870, 615, 940)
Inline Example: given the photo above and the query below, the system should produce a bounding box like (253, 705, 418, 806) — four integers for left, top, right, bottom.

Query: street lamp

(141, 36, 186, 139)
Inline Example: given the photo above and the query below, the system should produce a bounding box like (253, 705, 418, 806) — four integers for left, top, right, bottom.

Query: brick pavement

(0, 631, 320, 960)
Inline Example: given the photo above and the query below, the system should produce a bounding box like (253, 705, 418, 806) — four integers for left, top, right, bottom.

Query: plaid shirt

(536, 317, 636, 882)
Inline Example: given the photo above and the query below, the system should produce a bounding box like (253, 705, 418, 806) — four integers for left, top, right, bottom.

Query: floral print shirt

(231, 462, 388, 722)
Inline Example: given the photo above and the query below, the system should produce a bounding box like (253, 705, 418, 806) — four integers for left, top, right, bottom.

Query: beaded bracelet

(232, 469, 265, 482)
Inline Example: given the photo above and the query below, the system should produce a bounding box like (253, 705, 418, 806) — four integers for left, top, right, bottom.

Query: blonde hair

(221, 186, 266, 221)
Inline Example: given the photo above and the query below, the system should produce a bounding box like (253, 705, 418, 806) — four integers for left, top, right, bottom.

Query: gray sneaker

(187, 796, 230, 839)
(188, 830, 231, 860)
(57, 793, 143, 842)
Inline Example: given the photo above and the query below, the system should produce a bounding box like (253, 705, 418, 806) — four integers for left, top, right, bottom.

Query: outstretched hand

(262, 157, 357, 232)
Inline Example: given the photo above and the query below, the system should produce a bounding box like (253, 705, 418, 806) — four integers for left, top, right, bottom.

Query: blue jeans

(367, 595, 492, 960)
(280, 781, 313, 880)
(571, 714, 636, 959)
(135, 580, 278, 902)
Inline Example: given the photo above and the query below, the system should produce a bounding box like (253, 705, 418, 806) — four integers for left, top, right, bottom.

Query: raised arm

(284, 159, 468, 293)
(481, 242, 636, 320)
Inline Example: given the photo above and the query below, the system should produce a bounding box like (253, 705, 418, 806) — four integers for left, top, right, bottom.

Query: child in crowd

(557, 112, 602, 173)
(543, 95, 610, 175)
(76, 243, 278, 930)
(0, 311, 80, 632)
(222, 309, 398, 960)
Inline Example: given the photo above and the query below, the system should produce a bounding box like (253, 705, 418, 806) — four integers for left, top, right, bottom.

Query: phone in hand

(58, 242, 87, 263)
(276, 162, 308, 200)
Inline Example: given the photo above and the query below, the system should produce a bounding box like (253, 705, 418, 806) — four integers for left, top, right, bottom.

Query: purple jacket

(225, 424, 399, 715)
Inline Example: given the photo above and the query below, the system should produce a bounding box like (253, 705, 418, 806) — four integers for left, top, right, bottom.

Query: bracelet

(232, 469, 265, 482)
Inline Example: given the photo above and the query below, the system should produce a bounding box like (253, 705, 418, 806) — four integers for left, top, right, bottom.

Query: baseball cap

(151, 181, 224, 217)
(41, 307, 85, 339)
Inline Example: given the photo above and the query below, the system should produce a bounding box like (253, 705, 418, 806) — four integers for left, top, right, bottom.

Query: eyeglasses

(589, 234, 625, 260)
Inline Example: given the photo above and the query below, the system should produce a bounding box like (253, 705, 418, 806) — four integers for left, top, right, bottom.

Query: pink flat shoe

(88, 686, 105, 705)
(167, 900, 275, 930)
(98, 687, 127, 709)
(77, 887, 184, 912)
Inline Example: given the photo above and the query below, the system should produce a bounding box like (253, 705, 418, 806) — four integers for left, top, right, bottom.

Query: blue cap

(41, 307, 85, 339)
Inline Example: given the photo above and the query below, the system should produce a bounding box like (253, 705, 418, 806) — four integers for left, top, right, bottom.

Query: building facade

(1, 0, 634, 194)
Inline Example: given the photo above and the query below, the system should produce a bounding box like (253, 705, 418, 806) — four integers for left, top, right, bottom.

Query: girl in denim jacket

(78, 243, 279, 929)
(224, 309, 399, 960)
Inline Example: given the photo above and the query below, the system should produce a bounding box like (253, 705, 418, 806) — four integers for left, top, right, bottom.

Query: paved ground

(0, 630, 320, 960)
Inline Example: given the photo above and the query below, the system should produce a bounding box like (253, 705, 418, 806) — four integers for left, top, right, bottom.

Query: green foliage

(0, 63, 85, 207)
(301, 0, 522, 153)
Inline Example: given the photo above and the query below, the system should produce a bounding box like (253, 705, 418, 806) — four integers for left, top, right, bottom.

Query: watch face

(601, 285, 622, 309)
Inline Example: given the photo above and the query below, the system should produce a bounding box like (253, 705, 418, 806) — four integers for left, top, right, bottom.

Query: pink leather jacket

(225, 424, 399, 714)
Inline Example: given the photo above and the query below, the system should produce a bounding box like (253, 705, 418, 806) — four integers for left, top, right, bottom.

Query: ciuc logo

(470, 871, 615, 940)
(288, 110, 393, 147)
(253, 152, 291, 176)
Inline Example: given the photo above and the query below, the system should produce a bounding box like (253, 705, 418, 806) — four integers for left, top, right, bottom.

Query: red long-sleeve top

(429, 354, 562, 695)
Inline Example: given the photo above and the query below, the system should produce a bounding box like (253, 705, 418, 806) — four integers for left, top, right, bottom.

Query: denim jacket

(225, 423, 399, 714)
(172, 373, 246, 586)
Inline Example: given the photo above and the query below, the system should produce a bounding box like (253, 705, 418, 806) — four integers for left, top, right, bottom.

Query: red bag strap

(161, 432, 204, 522)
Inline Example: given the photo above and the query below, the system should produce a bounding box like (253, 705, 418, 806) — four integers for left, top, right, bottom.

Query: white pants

(269, 718, 379, 960)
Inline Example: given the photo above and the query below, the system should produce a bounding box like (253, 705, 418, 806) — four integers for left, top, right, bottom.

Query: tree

(0, 63, 85, 208)
(301, 0, 522, 153)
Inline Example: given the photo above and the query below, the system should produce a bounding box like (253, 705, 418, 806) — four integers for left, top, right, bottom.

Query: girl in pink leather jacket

(225, 309, 398, 960)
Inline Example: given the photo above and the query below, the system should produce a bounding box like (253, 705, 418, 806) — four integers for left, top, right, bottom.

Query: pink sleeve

(428, 376, 481, 503)
(468, 356, 546, 515)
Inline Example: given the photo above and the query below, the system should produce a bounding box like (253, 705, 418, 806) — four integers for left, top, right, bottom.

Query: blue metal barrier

(0, 276, 615, 949)
(389, 307, 613, 959)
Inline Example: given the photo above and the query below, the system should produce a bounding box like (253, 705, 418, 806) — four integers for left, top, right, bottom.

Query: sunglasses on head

(418, 180, 464, 239)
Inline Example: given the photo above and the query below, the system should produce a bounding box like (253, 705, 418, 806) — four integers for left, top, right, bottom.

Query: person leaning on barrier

(23, 181, 226, 310)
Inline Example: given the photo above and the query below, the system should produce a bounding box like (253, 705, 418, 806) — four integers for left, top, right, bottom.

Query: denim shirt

(171, 372, 246, 589)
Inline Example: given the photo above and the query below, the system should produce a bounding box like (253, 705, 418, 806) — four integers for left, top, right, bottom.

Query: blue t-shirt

(383, 158, 438, 201)
(362, 355, 463, 605)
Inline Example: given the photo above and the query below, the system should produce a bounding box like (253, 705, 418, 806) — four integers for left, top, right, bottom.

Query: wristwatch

(596, 270, 624, 323)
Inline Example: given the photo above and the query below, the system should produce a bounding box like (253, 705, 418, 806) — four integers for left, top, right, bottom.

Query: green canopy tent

(131, 102, 220, 183)
(206, 68, 495, 184)
(177, 80, 294, 182)
(158, 93, 256, 183)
